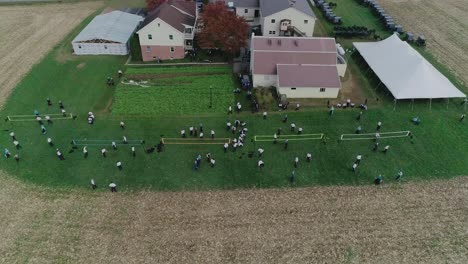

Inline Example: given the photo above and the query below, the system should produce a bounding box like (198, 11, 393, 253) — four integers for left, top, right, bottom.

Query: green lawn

(0, 3, 466, 191)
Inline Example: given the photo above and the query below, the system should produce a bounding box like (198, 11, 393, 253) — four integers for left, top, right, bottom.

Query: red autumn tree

(198, 2, 249, 56)
(146, 0, 166, 11)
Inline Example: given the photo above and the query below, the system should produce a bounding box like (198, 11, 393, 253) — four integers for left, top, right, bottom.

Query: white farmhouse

(260, 0, 316, 37)
(137, 0, 197, 61)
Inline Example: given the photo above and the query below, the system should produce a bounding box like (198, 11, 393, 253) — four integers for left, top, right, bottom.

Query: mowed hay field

(378, 0, 468, 86)
(0, 171, 467, 263)
(0, 2, 102, 108)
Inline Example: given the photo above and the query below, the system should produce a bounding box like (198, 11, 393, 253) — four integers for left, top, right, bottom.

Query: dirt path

(0, 171, 466, 263)
(378, 0, 468, 87)
(0, 2, 102, 109)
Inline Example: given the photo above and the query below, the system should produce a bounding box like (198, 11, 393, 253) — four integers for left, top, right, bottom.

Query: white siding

(279, 86, 339, 98)
(72, 43, 128, 55)
(138, 18, 184, 47)
(236, 7, 260, 25)
(337, 64, 347, 77)
(262, 8, 315, 37)
(253, 74, 277, 87)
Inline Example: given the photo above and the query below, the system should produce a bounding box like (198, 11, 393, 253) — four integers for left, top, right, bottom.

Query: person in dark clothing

(47, 98, 52, 106)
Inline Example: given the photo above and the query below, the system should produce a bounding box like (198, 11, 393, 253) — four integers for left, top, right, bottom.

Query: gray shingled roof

(259, 0, 315, 17)
(234, 0, 259, 8)
(139, 0, 196, 33)
(72, 11, 143, 44)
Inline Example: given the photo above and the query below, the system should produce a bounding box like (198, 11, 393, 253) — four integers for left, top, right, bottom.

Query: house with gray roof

(72, 10, 143, 55)
(218, 0, 316, 36)
(259, 0, 316, 37)
(137, 0, 197, 61)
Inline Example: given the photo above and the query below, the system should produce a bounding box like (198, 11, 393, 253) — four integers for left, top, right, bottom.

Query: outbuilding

(72, 11, 143, 55)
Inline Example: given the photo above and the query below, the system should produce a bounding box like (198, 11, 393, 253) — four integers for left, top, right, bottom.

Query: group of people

(88, 112, 95, 124)
(180, 124, 216, 139)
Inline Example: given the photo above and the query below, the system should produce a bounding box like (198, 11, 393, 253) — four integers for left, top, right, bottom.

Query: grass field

(0, 1, 465, 192)
(112, 67, 235, 115)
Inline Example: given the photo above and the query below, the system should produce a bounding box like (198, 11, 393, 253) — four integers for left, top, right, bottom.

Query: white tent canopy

(353, 34, 465, 99)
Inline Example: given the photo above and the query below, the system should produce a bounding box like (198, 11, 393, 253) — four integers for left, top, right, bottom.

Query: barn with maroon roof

(250, 35, 346, 98)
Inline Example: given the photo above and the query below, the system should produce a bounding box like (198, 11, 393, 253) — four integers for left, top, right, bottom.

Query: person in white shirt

(112, 141, 117, 150)
(273, 133, 278, 144)
(376, 121, 382, 131)
(120, 121, 125, 129)
(13, 140, 20, 149)
(263, 112, 267, 119)
(290, 123, 296, 132)
(199, 132, 204, 138)
(211, 130, 215, 139)
(83, 146, 88, 158)
(123, 136, 127, 144)
(132, 146, 136, 157)
(355, 155, 362, 164)
(383, 145, 390, 153)
(298, 127, 303, 134)
(210, 158, 216, 168)
(56, 149, 64, 160)
(352, 163, 358, 172)
(258, 160, 264, 168)
(9, 132, 15, 140)
(306, 153, 312, 162)
(294, 157, 299, 168)
(189, 126, 194, 136)
(258, 148, 264, 157)
(45, 115, 51, 124)
(61, 108, 66, 117)
(101, 148, 107, 157)
(181, 130, 186, 138)
(228, 106, 232, 114)
(47, 137, 53, 146)
(223, 143, 229, 152)
(90, 179, 97, 190)
(116, 161, 122, 170)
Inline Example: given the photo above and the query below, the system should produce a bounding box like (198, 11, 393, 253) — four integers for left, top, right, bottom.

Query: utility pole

(209, 85, 213, 108)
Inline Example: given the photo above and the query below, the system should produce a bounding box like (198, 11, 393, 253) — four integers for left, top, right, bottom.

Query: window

(244, 9, 248, 13)
(170, 47, 175, 53)
(169, 35, 173, 40)
(146, 46, 151, 53)
(157, 23, 160, 27)
(304, 20, 308, 24)
(78, 45, 82, 49)
(104, 45, 108, 49)
(185, 28, 192, 34)
(269, 31, 276, 35)
(320, 88, 326, 92)
(271, 19, 275, 23)
(291, 87, 297, 90)
(148, 34, 152, 40)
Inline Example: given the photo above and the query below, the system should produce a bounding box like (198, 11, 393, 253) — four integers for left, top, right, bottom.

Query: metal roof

(72, 11, 143, 44)
(259, 0, 315, 17)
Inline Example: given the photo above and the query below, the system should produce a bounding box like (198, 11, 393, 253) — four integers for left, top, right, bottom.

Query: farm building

(137, 0, 197, 61)
(72, 11, 143, 55)
(353, 34, 465, 101)
(217, 0, 316, 36)
(250, 35, 346, 98)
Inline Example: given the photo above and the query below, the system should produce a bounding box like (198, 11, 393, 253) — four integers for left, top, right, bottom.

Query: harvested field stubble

(0, 171, 467, 263)
(378, 0, 468, 86)
(0, 2, 102, 108)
